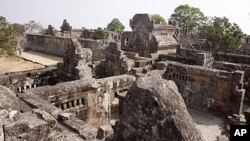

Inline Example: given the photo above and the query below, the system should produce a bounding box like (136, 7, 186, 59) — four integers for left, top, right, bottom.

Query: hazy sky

(0, 0, 249, 34)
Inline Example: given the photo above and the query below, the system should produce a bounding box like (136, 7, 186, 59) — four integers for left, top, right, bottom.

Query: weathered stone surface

(59, 112, 74, 121)
(46, 25, 55, 36)
(63, 118, 97, 140)
(122, 14, 178, 57)
(18, 92, 63, 118)
(0, 125, 4, 141)
(26, 34, 100, 59)
(0, 85, 20, 111)
(97, 125, 114, 139)
(0, 66, 58, 93)
(0, 86, 21, 125)
(163, 60, 245, 115)
(58, 39, 93, 80)
(244, 108, 250, 124)
(8, 110, 20, 122)
(216, 135, 229, 141)
(4, 111, 53, 141)
(109, 74, 203, 141)
(33, 109, 57, 128)
(96, 42, 135, 77)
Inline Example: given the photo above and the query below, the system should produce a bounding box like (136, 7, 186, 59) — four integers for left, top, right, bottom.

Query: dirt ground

(18, 51, 63, 66)
(189, 109, 225, 141)
(0, 56, 44, 74)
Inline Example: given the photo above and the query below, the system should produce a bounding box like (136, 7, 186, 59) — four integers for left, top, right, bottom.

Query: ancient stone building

(80, 28, 121, 43)
(80, 29, 95, 39)
(121, 14, 179, 57)
(45, 25, 56, 36)
(60, 19, 72, 33)
(0, 66, 58, 93)
(1, 13, 250, 141)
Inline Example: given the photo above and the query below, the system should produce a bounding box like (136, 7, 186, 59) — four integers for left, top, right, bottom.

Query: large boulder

(0, 85, 20, 111)
(108, 74, 203, 141)
(0, 86, 20, 125)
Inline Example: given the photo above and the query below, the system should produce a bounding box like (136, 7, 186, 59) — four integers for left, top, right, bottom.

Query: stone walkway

(189, 109, 225, 141)
(18, 51, 63, 66)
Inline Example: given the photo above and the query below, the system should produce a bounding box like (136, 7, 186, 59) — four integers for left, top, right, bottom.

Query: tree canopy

(24, 20, 43, 34)
(12, 23, 25, 35)
(93, 28, 105, 40)
(151, 14, 167, 24)
(170, 4, 206, 34)
(205, 17, 244, 53)
(0, 16, 17, 56)
(107, 18, 125, 33)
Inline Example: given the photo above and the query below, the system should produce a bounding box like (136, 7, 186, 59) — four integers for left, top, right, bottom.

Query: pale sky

(0, 0, 249, 34)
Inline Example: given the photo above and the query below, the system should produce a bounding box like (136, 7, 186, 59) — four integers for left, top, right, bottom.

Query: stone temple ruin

(1, 13, 250, 141)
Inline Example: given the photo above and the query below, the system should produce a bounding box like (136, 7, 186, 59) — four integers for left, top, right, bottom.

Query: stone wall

(1, 85, 97, 141)
(160, 61, 245, 115)
(215, 52, 250, 65)
(159, 47, 215, 71)
(25, 34, 107, 61)
(26, 75, 135, 127)
(213, 61, 250, 100)
(26, 34, 70, 57)
(0, 66, 57, 93)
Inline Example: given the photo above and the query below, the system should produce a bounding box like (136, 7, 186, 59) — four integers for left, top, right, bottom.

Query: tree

(24, 20, 43, 34)
(151, 14, 167, 24)
(93, 28, 105, 40)
(170, 4, 206, 34)
(205, 17, 244, 53)
(0, 16, 17, 55)
(107, 18, 125, 33)
(12, 23, 25, 35)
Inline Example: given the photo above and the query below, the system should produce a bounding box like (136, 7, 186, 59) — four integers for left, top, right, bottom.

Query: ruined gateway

(1, 14, 250, 141)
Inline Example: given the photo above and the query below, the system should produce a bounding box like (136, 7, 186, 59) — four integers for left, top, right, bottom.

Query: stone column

(0, 125, 4, 141)
(74, 100, 78, 107)
(63, 103, 67, 110)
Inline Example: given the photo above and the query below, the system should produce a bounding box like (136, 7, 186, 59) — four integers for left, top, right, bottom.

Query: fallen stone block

(96, 125, 114, 139)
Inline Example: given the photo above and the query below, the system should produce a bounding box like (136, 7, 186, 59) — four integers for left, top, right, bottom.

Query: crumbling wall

(26, 34, 106, 60)
(0, 85, 96, 141)
(26, 75, 135, 127)
(26, 34, 70, 57)
(160, 46, 214, 68)
(57, 39, 93, 80)
(214, 52, 250, 101)
(161, 61, 245, 115)
(213, 61, 250, 101)
(215, 52, 250, 65)
(0, 66, 57, 93)
(95, 42, 135, 78)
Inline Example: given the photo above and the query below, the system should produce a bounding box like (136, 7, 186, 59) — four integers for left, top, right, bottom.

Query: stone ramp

(18, 51, 63, 66)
